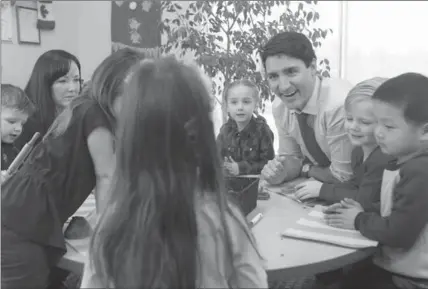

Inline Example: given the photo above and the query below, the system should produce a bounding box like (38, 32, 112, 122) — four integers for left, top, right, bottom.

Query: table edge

(266, 246, 376, 281)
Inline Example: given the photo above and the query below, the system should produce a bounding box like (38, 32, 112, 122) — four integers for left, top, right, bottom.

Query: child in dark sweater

(216, 79, 274, 176)
(325, 73, 428, 289)
(1, 84, 34, 176)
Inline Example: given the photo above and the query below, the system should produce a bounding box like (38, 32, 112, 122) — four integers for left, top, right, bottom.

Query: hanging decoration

(111, 0, 161, 53)
(37, 0, 55, 30)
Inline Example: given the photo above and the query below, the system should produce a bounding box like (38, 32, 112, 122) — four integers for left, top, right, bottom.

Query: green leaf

(306, 11, 313, 22)
(322, 71, 330, 77)
(321, 30, 327, 38)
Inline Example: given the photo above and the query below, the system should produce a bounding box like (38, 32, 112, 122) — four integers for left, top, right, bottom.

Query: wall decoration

(37, 0, 55, 30)
(1, 1, 13, 42)
(16, 6, 40, 45)
(111, 0, 161, 52)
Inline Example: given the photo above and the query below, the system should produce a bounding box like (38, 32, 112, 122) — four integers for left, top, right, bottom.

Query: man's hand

(294, 179, 323, 200)
(261, 155, 288, 184)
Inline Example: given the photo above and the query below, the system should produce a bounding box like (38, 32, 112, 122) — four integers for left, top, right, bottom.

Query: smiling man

(260, 31, 354, 196)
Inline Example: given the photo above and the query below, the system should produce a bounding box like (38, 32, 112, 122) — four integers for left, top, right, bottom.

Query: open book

(282, 209, 378, 249)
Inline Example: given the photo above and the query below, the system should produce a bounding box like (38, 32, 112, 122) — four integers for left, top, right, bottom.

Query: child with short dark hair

(217, 79, 275, 176)
(1, 84, 35, 170)
(324, 72, 428, 289)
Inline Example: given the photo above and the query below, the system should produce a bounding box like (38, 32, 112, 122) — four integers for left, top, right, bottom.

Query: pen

(250, 213, 263, 227)
(274, 191, 302, 203)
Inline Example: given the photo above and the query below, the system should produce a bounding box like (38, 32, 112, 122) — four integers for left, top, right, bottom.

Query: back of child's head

(345, 77, 388, 112)
(373, 72, 428, 125)
(46, 48, 144, 138)
(1, 84, 35, 115)
(117, 56, 218, 183)
(90, 56, 234, 288)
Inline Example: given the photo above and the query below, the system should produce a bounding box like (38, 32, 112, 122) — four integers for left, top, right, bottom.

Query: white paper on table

(281, 209, 378, 249)
(282, 228, 378, 249)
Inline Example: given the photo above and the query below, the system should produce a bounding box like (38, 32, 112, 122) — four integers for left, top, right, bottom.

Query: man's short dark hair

(373, 72, 428, 125)
(260, 31, 316, 68)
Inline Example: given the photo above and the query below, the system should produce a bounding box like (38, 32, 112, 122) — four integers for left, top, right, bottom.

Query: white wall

(1, 1, 79, 87)
(343, 1, 428, 84)
(74, 1, 111, 82)
(1, 1, 111, 87)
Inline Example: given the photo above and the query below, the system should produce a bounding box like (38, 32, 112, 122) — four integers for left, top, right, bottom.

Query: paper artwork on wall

(37, 0, 55, 30)
(16, 6, 41, 45)
(111, 0, 162, 52)
(1, 1, 13, 42)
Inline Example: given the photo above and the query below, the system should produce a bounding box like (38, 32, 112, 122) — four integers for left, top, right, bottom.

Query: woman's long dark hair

(45, 48, 143, 139)
(25, 49, 81, 135)
(90, 57, 259, 288)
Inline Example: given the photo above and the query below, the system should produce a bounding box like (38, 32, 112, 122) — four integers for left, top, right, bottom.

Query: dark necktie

(295, 112, 331, 167)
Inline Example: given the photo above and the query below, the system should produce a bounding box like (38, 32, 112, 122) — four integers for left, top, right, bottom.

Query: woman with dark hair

(1, 48, 143, 289)
(14, 49, 82, 149)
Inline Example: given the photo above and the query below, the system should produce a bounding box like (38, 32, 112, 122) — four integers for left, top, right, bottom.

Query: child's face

(374, 100, 425, 158)
(345, 99, 377, 148)
(1, 107, 28, 143)
(226, 85, 256, 125)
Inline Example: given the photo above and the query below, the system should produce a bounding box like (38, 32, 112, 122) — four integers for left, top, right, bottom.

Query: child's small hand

(224, 157, 239, 176)
(323, 202, 343, 214)
(340, 198, 364, 210)
(324, 198, 364, 230)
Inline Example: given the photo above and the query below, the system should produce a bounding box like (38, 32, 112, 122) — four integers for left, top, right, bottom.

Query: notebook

(282, 209, 378, 249)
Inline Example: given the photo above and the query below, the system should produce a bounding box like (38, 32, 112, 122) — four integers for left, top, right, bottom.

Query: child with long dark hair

(1, 48, 143, 289)
(81, 57, 268, 288)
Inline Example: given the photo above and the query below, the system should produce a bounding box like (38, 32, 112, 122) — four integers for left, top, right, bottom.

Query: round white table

(247, 192, 376, 281)
(59, 190, 375, 281)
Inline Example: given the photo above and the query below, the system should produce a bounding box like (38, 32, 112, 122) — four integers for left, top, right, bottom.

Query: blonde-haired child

(217, 79, 274, 176)
(295, 77, 393, 211)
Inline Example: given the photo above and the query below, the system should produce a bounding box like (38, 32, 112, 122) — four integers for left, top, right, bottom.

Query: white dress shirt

(272, 76, 354, 182)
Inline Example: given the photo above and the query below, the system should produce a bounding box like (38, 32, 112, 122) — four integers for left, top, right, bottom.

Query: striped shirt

(272, 76, 354, 182)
